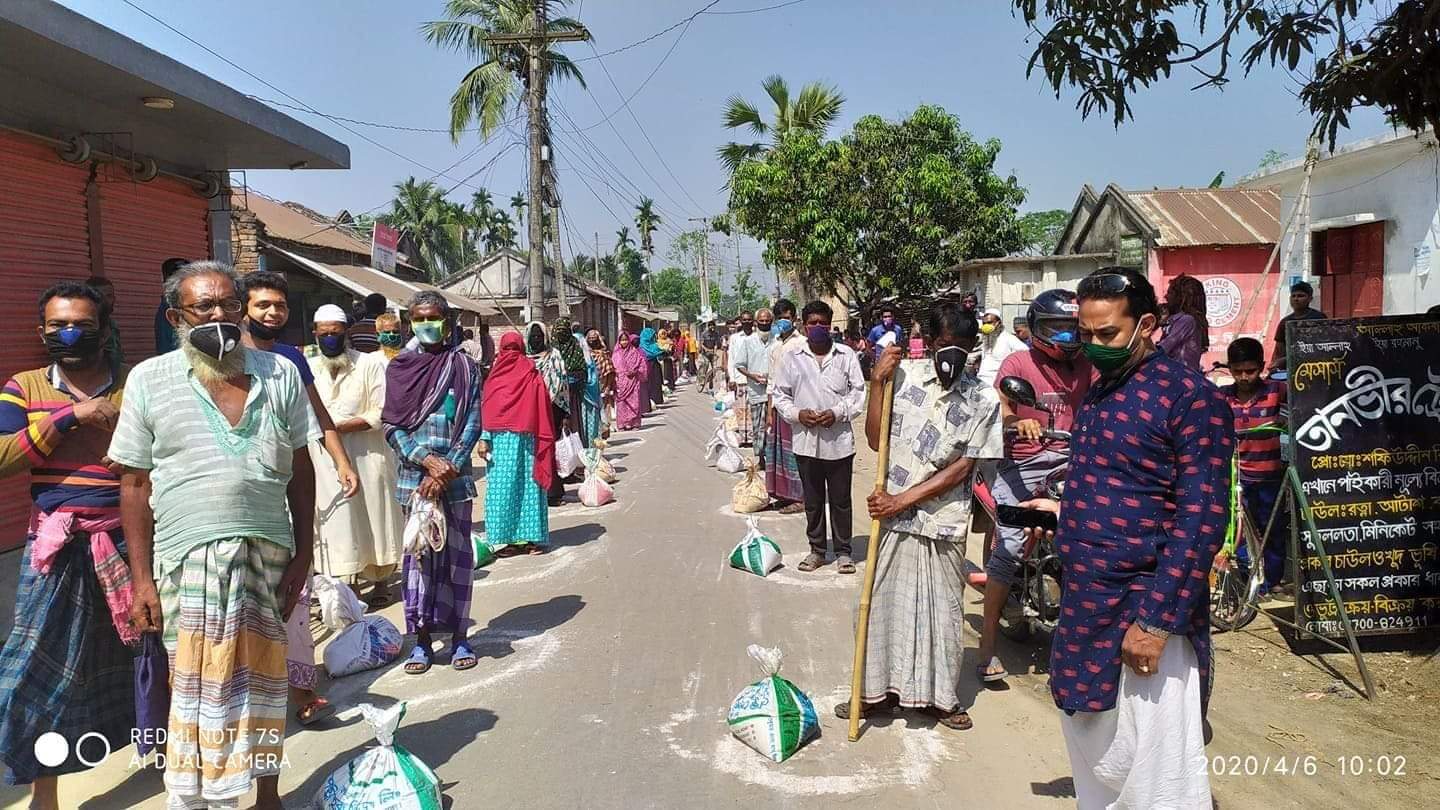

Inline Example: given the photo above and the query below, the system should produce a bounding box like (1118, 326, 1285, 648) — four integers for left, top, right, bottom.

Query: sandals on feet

(797, 553, 826, 572)
(836, 556, 857, 575)
(977, 655, 1009, 683)
(929, 708, 974, 731)
(403, 645, 433, 675)
(296, 697, 333, 726)
(451, 641, 478, 671)
(777, 502, 806, 515)
(833, 694, 897, 719)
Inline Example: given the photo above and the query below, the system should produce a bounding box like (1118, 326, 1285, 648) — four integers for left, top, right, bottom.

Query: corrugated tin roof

(268, 244, 498, 316)
(1125, 188, 1279, 247)
(236, 191, 375, 255)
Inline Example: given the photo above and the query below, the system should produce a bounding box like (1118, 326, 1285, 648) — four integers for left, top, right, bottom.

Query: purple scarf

(381, 346, 477, 442)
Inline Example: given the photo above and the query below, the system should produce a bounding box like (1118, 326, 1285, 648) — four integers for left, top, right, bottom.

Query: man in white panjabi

(307, 305, 403, 594)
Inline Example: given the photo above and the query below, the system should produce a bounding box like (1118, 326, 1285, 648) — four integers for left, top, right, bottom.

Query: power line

(703, 0, 810, 13)
(585, 37, 709, 213)
(556, 88, 701, 219)
(572, 15, 695, 133)
(245, 95, 517, 134)
(119, 0, 497, 195)
(572, 0, 722, 62)
(548, 106, 689, 240)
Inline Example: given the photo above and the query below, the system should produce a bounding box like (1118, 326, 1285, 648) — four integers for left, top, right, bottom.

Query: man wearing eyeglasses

(109, 261, 319, 810)
(1035, 267, 1233, 809)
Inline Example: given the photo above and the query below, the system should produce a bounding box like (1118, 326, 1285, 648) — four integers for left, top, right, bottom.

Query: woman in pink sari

(612, 330, 648, 430)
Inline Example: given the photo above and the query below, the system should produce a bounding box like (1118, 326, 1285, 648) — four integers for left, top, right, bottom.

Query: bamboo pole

(848, 378, 896, 742)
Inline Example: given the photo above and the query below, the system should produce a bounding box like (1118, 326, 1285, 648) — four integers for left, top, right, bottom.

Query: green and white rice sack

(729, 517, 782, 576)
(727, 646, 819, 762)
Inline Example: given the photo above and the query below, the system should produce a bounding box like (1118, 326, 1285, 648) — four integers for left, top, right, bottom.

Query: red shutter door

(0, 131, 92, 550)
(98, 176, 211, 361)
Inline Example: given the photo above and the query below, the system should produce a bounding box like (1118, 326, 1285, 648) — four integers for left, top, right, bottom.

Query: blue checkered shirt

(385, 373, 483, 505)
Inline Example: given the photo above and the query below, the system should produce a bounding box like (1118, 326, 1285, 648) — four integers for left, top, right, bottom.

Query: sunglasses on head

(1077, 273, 1135, 297)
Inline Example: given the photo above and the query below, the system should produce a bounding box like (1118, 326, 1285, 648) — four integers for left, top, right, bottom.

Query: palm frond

(792, 82, 844, 135)
(447, 59, 515, 141)
(717, 142, 766, 175)
(721, 95, 767, 136)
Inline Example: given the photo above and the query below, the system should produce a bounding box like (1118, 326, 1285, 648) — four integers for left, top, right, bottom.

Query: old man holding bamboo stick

(839, 301, 1003, 731)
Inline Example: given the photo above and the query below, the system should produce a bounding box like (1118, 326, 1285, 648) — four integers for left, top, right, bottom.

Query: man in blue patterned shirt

(381, 292, 483, 675)
(1036, 267, 1233, 809)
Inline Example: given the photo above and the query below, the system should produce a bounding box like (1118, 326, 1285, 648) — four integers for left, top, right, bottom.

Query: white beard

(318, 351, 353, 376)
(177, 323, 247, 384)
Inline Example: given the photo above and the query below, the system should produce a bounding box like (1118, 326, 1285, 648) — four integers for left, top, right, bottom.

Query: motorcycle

(989, 376, 1072, 642)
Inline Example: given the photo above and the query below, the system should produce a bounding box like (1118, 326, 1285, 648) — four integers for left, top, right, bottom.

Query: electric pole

(485, 5, 587, 322)
(594, 232, 601, 284)
(550, 205, 569, 317)
(688, 216, 712, 319)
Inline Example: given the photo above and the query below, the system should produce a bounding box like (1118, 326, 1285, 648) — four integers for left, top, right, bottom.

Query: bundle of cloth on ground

(729, 518, 782, 576)
(313, 574, 402, 678)
(727, 645, 819, 762)
(312, 702, 441, 810)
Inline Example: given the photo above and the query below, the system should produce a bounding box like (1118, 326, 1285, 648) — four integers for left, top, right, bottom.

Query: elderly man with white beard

(307, 305, 403, 599)
(109, 261, 319, 810)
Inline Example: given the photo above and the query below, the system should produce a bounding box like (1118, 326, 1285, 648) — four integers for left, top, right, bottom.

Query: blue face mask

(412, 319, 445, 346)
(775, 318, 794, 336)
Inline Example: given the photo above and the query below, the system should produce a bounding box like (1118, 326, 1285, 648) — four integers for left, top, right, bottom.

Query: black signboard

(1288, 314, 1440, 638)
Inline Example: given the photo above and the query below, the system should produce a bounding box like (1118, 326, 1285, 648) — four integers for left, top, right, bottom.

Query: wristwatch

(1136, 621, 1171, 641)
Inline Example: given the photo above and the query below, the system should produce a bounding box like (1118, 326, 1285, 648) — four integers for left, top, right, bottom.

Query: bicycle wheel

(1210, 516, 1264, 633)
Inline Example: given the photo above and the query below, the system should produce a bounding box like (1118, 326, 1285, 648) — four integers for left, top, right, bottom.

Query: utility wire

(246, 95, 518, 134)
(572, 0, 721, 62)
(572, 16, 695, 133)
(119, 0, 497, 194)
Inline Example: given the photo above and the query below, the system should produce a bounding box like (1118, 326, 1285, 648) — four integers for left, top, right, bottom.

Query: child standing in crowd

(1221, 337, 1290, 593)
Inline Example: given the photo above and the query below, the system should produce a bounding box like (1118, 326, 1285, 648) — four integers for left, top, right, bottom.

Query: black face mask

(43, 326, 103, 363)
(247, 319, 283, 341)
(187, 322, 243, 360)
(934, 345, 966, 389)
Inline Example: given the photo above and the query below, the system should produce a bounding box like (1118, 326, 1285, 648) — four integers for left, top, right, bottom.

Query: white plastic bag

(312, 702, 441, 809)
(716, 444, 745, 474)
(402, 493, 446, 557)
(578, 472, 614, 507)
(728, 517, 782, 575)
(705, 421, 745, 473)
(556, 430, 584, 479)
(313, 574, 402, 678)
(727, 646, 819, 763)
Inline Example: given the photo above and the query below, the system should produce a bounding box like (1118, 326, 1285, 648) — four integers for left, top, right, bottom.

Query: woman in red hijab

(481, 332, 555, 555)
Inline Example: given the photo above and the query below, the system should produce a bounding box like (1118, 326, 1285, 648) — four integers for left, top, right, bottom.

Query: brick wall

(230, 208, 262, 274)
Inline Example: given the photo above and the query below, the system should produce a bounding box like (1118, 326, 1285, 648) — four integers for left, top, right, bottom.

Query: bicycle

(1208, 423, 1288, 633)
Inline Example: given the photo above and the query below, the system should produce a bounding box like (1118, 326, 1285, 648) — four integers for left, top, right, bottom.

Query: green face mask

(1081, 320, 1144, 373)
(412, 319, 445, 346)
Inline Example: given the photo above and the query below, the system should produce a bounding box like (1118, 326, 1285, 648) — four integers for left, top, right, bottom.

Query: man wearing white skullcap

(974, 306, 1028, 387)
(307, 301, 403, 601)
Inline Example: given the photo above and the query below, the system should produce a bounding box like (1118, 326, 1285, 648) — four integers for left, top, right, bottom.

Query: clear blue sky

(58, 0, 1389, 292)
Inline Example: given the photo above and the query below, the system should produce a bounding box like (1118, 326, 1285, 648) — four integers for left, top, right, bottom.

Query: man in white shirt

(733, 308, 773, 463)
(772, 300, 867, 574)
(975, 307, 1029, 386)
(726, 311, 756, 445)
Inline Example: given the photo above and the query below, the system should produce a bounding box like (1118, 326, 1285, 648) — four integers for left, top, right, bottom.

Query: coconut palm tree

(382, 177, 461, 280)
(422, 0, 591, 142)
(471, 188, 496, 226)
(485, 209, 518, 252)
(634, 197, 661, 258)
(509, 192, 527, 238)
(614, 226, 634, 255)
(718, 75, 845, 175)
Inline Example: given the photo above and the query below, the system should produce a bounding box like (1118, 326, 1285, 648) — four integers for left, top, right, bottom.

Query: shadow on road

(1030, 776, 1076, 799)
(472, 594, 586, 659)
(549, 522, 604, 549)
(280, 706, 499, 807)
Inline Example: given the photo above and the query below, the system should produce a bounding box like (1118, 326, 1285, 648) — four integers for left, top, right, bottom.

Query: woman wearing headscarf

(526, 321, 570, 506)
(551, 318, 590, 446)
(612, 331, 647, 430)
(657, 328, 676, 392)
(481, 332, 554, 556)
(639, 326, 665, 408)
(584, 329, 616, 441)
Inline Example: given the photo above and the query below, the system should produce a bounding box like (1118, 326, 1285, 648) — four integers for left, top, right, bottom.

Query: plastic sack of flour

(314, 574, 403, 678)
(579, 471, 615, 507)
(728, 517, 782, 576)
(727, 646, 819, 763)
(312, 702, 441, 810)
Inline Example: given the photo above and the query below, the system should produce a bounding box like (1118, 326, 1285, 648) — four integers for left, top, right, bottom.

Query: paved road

(7, 386, 1077, 809)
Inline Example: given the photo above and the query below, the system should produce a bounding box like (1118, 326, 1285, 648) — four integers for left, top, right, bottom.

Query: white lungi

(1059, 637, 1211, 810)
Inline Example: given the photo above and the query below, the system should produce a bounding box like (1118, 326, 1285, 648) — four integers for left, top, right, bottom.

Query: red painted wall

(1155, 244, 1281, 372)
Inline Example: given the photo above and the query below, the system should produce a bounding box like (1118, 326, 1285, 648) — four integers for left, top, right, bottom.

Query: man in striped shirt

(1221, 337, 1290, 593)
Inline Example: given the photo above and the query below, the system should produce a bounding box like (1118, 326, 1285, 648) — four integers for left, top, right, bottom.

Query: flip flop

(977, 655, 1009, 683)
(797, 553, 826, 572)
(403, 645, 433, 675)
(295, 697, 333, 726)
(451, 641, 478, 671)
(930, 708, 974, 731)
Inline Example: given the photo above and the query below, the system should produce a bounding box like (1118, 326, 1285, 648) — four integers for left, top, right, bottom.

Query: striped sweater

(0, 367, 126, 513)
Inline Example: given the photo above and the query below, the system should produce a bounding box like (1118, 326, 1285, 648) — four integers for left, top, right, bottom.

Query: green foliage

(728, 105, 1026, 318)
(381, 177, 464, 281)
(1017, 209, 1070, 255)
(634, 197, 661, 257)
(1013, 0, 1440, 147)
(1255, 148, 1289, 172)
(720, 267, 769, 316)
(422, 0, 590, 141)
(719, 75, 844, 175)
(649, 266, 722, 321)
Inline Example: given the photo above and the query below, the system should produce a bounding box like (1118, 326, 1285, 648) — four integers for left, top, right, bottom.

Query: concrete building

(440, 249, 622, 341)
(950, 183, 1280, 369)
(1242, 128, 1440, 318)
(230, 191, 496, 343)
(0, 0, 347, 548)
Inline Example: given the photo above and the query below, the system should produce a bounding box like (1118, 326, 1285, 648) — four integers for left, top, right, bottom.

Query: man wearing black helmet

(974, 288, 1095, 683)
